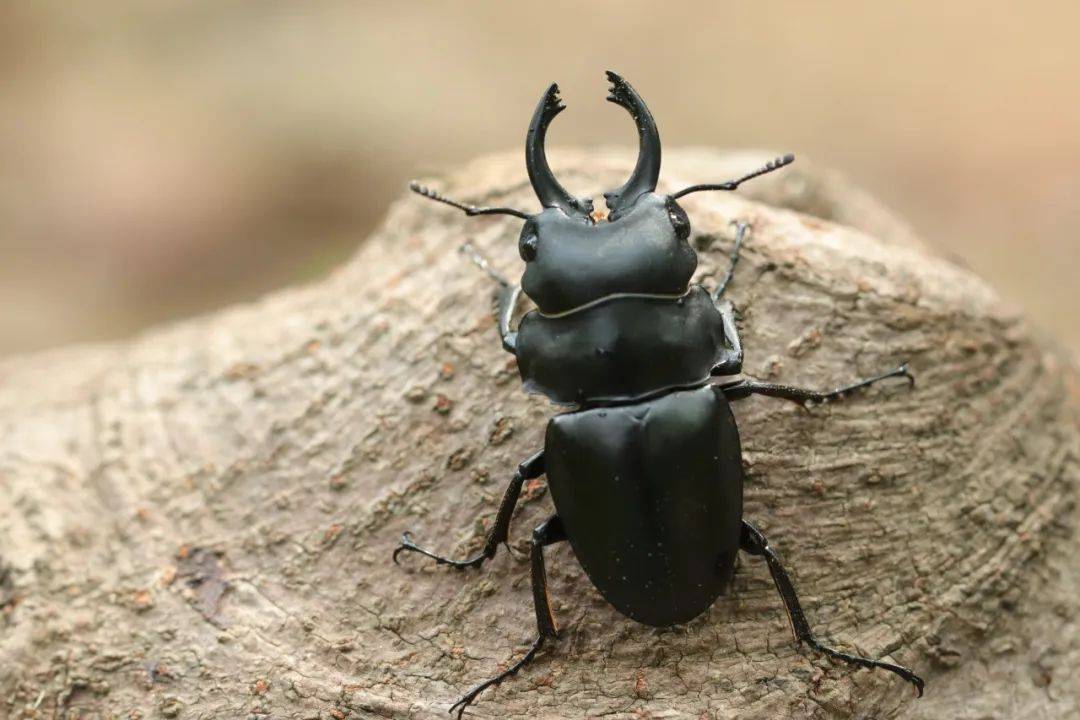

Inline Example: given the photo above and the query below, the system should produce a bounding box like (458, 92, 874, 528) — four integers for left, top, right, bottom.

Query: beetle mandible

(395, 71, 924, 716)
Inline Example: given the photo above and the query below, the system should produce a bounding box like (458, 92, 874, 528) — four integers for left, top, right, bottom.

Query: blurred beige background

(1, 2, 1077, 357)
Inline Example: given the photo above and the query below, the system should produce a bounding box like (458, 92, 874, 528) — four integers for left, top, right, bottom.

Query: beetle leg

(459, 242, 521, 354)
(529, 515, 565, 639)
(740, 520, 925, 696)
(720, 364, 914, 406)
(495, 282, 522, 354)
(449, 515, 566, 719)
(708, 222, 748, 377)
(710, 298, 743, 376)
(713, 221, 749, 302)
(393, 451, 544, 570)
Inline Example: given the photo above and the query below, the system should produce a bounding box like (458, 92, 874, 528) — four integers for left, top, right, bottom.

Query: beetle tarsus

(448, 516, 565, 716)
(804, 363, 914, 405)
(740, 520, 925, 696)
(805, 638, 925, 697)
(448, 635, 546, 719)
(392, 532, 489, 569)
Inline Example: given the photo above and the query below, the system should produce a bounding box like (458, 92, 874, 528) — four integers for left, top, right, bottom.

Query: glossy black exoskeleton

(395, 71, 925, 716)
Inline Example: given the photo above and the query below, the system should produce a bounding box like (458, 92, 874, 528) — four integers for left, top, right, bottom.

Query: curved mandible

(526, 83, 592, 219)
(603, 71, 661, 219)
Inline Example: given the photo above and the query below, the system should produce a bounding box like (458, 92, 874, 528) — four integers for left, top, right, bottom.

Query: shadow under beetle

(395, 71, 925, 717)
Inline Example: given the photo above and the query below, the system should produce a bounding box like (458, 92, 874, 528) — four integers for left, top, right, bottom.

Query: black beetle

(395, 71, 924, 716)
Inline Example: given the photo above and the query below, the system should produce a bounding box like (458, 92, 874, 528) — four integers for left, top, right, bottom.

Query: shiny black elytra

(395, 71, 924, 717)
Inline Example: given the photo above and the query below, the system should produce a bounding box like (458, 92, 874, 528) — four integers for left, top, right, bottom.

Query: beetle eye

(667, 201, 691, 240)
(519, 224, 539, 261)
(521, 236, 538, 261)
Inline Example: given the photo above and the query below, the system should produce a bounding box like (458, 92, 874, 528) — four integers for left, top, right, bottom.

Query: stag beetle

(395, 71, 924, 716)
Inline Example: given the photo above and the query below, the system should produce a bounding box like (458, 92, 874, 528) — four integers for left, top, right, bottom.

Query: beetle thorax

(508, 72, 732, 407)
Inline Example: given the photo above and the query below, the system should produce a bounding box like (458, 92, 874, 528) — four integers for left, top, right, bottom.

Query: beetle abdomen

(516, 285, 727, 406)
(544, 385, 744, 627)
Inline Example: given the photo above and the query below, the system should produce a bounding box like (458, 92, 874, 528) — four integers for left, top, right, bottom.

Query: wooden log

(1, 149, 1077, 719)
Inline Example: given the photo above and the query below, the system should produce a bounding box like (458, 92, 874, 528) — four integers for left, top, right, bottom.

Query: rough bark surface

(1, 149, 1077, 720)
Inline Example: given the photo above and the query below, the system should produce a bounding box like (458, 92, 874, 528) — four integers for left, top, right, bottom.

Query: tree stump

(1, 149, 1077, 719)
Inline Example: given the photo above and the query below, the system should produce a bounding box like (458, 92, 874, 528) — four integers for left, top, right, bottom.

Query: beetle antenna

(459, 242, 511, 288)
(410, 181, 531, 220)
(670, 154, 795, 199)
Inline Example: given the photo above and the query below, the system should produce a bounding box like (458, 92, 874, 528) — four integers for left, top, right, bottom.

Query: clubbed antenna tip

(409, 180, 434, 198)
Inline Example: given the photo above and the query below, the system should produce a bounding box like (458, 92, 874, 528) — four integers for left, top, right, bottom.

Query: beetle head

(519, 72, 698, 314)
(411, 71, 792, 315)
